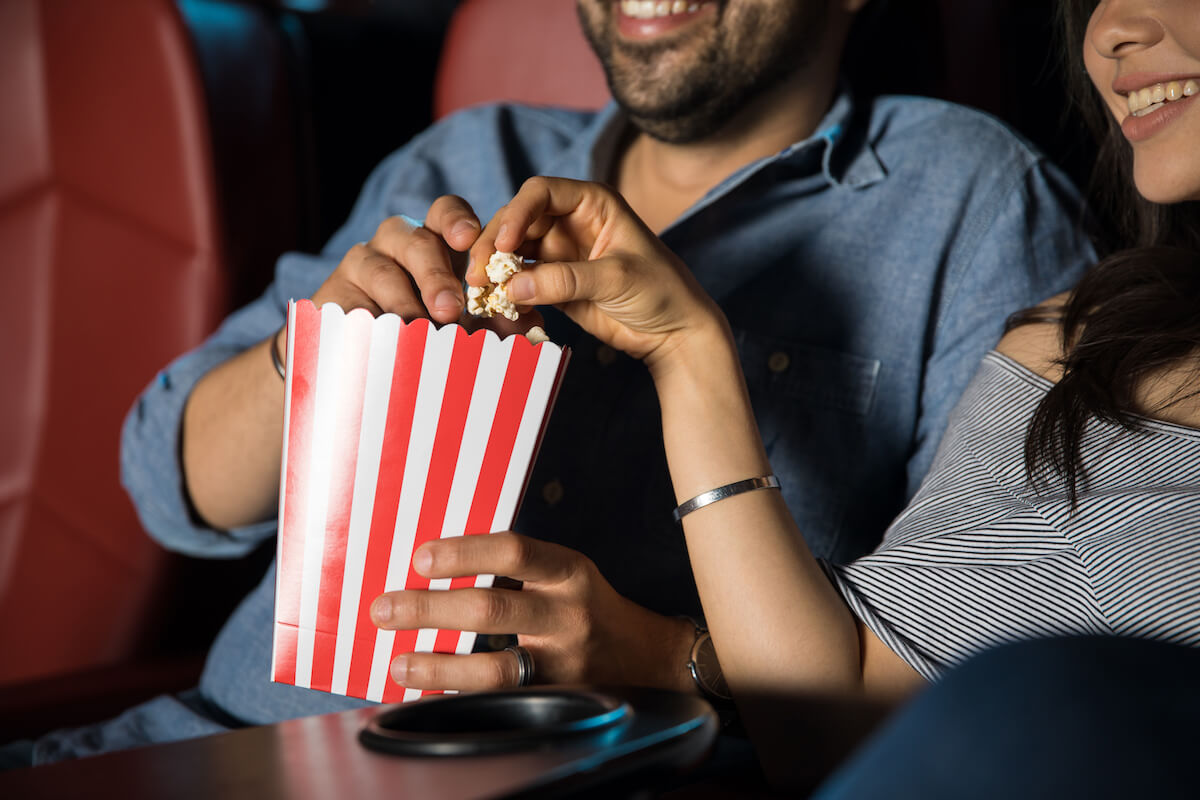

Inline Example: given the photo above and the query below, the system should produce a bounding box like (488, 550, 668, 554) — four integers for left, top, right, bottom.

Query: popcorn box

(271, 300, 570, 703)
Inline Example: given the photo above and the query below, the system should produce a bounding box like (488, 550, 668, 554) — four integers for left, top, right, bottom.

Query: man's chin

(624, 106, 726, 145)
(612, 71, 733, 143)
(609, 62, 717, 117)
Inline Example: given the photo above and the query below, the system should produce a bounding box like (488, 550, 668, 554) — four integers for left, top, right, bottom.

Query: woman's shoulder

(993, 292, 1069, 383)
(994, 292, 1200, 430)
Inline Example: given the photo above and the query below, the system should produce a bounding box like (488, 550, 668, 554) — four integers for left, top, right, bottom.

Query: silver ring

(505, 645, 534, 687)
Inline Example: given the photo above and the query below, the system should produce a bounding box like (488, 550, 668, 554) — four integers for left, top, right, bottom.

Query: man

(18, 0, 1093, 763)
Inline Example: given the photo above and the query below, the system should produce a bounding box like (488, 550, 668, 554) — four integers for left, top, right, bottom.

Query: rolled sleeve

(115, 112, 504, 559)
(119, 254, 336, 558)
(906, 159, 1093, 499)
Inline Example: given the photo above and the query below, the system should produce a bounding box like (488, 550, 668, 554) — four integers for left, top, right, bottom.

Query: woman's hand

(467, 177, 728, 371)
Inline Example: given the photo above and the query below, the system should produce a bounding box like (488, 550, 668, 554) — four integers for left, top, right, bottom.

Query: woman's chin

(1133, 167, 1200, 206)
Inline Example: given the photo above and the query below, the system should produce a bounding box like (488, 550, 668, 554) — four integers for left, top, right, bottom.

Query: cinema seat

(0, 0, 230, 729)
(434, 0, 610, 120)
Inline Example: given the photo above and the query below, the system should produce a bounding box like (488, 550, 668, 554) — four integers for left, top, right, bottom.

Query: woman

(465, 0, 1200, 782)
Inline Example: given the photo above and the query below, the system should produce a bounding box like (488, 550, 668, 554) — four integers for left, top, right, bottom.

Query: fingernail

(497, 223, 509, 244)
(435, 290, 463, 314)
(399, 214, 425, 229)
(371, 596, 392, 624)
(390, 655, 408, 685)
(507, 274, 533, 302)
(451, 220, 477, 242)
(413, 546, 433, 575)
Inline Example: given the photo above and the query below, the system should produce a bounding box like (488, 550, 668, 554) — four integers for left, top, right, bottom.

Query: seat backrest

(0, 0, 228, 685)
(434, 0, 610, 120)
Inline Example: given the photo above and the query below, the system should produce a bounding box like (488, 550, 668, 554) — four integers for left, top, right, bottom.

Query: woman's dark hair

(1012, 0, 1200, 503)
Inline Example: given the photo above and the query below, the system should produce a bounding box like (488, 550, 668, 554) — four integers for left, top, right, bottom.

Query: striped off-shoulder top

(825, 351, 1200, 682)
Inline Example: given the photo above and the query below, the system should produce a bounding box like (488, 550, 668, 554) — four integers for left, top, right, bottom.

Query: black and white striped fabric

(825, 351, 1200, 681)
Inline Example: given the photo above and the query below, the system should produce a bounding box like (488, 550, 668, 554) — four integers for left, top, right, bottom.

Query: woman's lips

(1121, 91, 1198, 143)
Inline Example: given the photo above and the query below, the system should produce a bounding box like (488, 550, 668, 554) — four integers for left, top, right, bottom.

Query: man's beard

(578, 2, 827, 144)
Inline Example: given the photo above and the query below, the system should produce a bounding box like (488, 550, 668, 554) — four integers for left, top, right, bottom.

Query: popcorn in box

(271, 300, 569, 703)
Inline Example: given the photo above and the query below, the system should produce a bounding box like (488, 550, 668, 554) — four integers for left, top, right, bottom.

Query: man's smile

(615, 0, 718, 41)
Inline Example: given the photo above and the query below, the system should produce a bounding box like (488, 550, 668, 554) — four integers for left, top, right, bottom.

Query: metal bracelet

(672, 475, 781, 523)
(269, 329, 286, 380)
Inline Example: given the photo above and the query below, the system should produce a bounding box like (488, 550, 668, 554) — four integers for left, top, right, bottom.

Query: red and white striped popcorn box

(271, 300, 570, 703)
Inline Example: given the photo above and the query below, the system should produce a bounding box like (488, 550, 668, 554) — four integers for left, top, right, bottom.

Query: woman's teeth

(619, 1, 708, 20)
(1127, 79, 1199, 117)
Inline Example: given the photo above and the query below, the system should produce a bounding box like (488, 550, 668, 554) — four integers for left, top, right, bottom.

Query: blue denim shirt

(121, 88, 1094, 725)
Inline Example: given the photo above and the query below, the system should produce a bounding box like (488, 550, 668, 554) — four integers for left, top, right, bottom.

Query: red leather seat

(0, 0, 228, 688)
(434, 0, 610, 120)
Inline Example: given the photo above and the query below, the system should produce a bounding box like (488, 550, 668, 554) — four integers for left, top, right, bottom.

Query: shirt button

(767, 351, 790, 373)
(596, 345, 617, 365)
(542, 479, 565, 506)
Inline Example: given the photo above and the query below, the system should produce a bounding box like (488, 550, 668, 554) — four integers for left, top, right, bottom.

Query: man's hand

(369, 532, 696, 693)
(311, 195, 482, 324)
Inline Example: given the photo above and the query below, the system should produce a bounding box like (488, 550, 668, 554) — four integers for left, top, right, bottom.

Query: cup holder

(358, 688, 632, 756)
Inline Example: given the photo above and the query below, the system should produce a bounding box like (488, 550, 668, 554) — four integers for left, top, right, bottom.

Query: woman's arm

(653, 322, 873, 693)
(654, 315, 924, 694)
(471, 178, 924, 701)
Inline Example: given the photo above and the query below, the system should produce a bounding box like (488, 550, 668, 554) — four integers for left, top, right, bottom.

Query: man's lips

(615, 1, 717, 41)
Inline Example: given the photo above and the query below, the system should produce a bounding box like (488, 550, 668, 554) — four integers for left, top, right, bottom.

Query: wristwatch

(686, 623, 732, 702)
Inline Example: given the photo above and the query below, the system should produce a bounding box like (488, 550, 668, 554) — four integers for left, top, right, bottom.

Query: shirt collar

(780, 80, 887, 190)
(543, 78, 887, 194)
(540, 102, 626, 182)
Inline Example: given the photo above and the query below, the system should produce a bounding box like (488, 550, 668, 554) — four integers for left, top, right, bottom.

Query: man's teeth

(619, 0, 706, 20)
(1127, 79, 1199, 117)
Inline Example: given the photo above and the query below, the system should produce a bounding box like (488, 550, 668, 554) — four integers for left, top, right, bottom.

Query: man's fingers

(402, 229, 466, 322)
(390, 649, 532, 691)
(425, 195, 481, 253)
(416, 532, 585, 585)
(370, 216, 464, 324)
(371, 584, 554, 634)
(334, 243, 429, 320)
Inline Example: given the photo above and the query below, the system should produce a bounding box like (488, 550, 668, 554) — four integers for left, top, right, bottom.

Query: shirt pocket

(734, 328, 881, 559)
